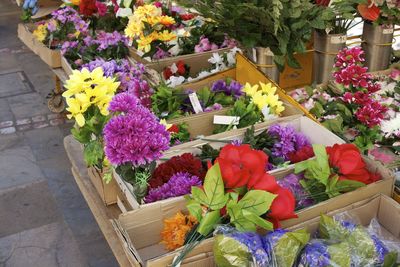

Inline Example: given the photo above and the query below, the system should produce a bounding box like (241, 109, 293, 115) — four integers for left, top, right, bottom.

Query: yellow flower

(137, 33, 156, 53)
(74, 31, 80, 38)
(125, 17, 144, 38)
(135, 4, 161, 18)
(260, 82, 277, 95)
(157, 30, 177, 42)
(252, 91, 268, 110)
(274, 103, 285, 114)
(32, 24, 48, 42)
(159, 15, 175, 26)
(70, 0, 80, 5)
(243, 83, 259, 97)
(63, 67, 120, 127)
(160, 119, 172, 130)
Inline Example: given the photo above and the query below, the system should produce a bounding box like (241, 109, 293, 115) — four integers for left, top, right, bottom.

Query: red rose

(288, 145, 315, 163)
(148, 153, 205, 188)
(326, 144, 380, 184)
(79, 0, 97, 16)
(216, 144, 268, 189)
(163, 67, 173, 80)
(268, 186, 297, 226)
(358, 2, 380, 22)
(176, 60, 187, 76)
(168, 124, 179, 133)
(247, 172, 279, 192)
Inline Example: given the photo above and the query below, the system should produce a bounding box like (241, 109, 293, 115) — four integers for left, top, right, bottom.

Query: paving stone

(16, 118, 31, 125)
(16, 124, 32, 131)
(0, 71, 33, 98)
(0, 180, 61, 238)
(0, 99, 14, 122)
(0, 120, 13, 128)
(0, 126, 15, 134)
(33, 121, 49, 129)
(32, 115, 46, 123)
(0, 221, 87, 267)
(0, 146, 45, 190)
(80, 236, 118, 267)
(8, 93, 50, 120)
(23, 127, 64, 161)
(50, 118, 65, 126)
(48, 113, 65, 120)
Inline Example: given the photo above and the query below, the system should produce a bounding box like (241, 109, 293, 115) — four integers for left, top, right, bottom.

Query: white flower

(226, 47, 241, 66)
(304, 98, 315, 111)
(176, 28, 190, 38)
(261, 106, 277, 121)
(170, 63, 178, 74)
(208, 53, 224, 65)
(376, 81, 396, 95)
(381, 114, 400, 138)
(116, 8, 133, 17)
(167, 39, 181, 56)
(166, 76, 185, 87)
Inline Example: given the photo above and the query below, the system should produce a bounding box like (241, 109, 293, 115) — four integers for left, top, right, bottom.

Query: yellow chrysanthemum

(137, 33, 157, 53)
(63, 67, 120, 127)
(243, 83, 259, 97)
(32, 24, 48, 42)
(135, 4, 161, 18)
(125, 17, 144, 38)
(157, 30, 177, 42)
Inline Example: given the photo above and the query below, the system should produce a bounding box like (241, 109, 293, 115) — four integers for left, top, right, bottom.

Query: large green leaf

(237, 190, 276, 215)
(186, 197, 203, 222)
(197, 210, 220, 236)
(242, 209, 273, 230)
(203, 163, 229, 210)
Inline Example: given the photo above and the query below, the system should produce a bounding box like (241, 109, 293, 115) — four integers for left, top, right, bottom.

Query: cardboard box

(17, 23, 61, 68)
(87, 166, 119, 206)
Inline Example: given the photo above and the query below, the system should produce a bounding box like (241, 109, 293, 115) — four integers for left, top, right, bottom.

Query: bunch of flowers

(81, 58, 152, 108)
(124, 4, 177, 56)
(290, 47, 388, 153)
(32, 6, 89, 47)
(62, 67, 120, 168)
(358, 0, 400, 25)
(61, 31, 129, 69)
(162, 60, 190, 80)
(160, 119, 191, 146)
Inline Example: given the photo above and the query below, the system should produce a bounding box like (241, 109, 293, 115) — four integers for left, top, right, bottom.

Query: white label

(330, 35, 347, 44)
(383, 28, 394, 34)
(213, 115, 240, 125)
(188, 93, 203, 114)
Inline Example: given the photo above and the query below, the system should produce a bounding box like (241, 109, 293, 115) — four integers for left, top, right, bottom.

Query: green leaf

(322, 117, 344, 134)
(203, 163, 229, 210)
(191, 186, 208, 206)
(336, 180, 366, 193)
(83, 140, 104, 166)
(242, 209, 274, 230)
(382, 252, 398, 267)
(237, 190, 277, 216)
(197, 210, 220, 236)
(186, 198, 203, 222)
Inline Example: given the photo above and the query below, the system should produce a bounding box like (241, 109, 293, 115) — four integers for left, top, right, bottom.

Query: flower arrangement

(61, 30, 129, 69)
(32, 7, 89, 47)
(62, 67, 120, 168)
(290, 47, 388, 153)
(358, 0, 400, 25)
(103, 92, 170, 200)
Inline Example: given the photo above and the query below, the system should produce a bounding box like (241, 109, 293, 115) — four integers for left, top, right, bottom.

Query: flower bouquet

(124, 2, 236, 64)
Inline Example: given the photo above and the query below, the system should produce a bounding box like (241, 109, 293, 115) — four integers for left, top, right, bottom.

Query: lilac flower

(267, 124, 311, 160)
(300, 241, 331, 267)
(221, 35, 238, 49)
(61, 41, 78, 55)
(228, 80, 244, 99)
(94, 31, 129, 51)
(278, 173, 314, 209)
(47, 20, 57, 32)
(144, 172, 201, 203)
(211, 80, 227, 92)
(204, 103, 223, 112)
(108, 92, 140, 113)
(195, 36, 219, 53)
(153, 47, 170, 60)
(103, 98, 170, 166)
(211, 79, 243, 99)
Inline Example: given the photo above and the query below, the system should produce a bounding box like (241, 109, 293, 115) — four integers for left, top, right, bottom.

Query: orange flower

(160, 212, 197, 250)
(159, 15, 175, 26)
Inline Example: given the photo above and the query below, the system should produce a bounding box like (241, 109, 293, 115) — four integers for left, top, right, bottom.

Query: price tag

(213, 115, 240, 125)
(383, 27, 394, 34)
(188, 93, 203, 114)
(330, 35, 347, 44)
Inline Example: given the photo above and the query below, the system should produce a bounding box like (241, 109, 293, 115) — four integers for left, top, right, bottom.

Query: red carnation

(288, 145, 315, 163)
(216, 144, 268, 189)
(148, 153, 205, 188)
(79, 0, 97, 16)
(163, 67, 173, 80)
(326, 144, 380, 184)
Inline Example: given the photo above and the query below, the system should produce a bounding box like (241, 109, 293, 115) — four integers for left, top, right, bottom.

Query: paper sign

(330, 35, 347, 44)
(188, 93, 203, 114)
(383, 27, 394, 34)
(213, 115, 240, 125)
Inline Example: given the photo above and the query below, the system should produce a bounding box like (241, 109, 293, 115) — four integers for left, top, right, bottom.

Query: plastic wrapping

(318, 214, 400, 266)
(213, 226, 309, 267)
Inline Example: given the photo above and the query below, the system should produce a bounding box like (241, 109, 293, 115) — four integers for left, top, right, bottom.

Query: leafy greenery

(178, 0, 327, 70)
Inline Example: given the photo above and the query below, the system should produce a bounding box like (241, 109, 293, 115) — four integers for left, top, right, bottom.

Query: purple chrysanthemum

(267, 124, 311, 160)
(103, 98, 170, 166)
(278, 173, 314, 209)
(108, 92, 140, 113)
(144, 172, 201, 203)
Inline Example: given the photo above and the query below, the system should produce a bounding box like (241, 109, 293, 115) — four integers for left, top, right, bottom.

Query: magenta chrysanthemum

(108, 92, 140, 113)
(144, 172, 201, 203)
(104, 95, 170, 166)
(334, 46, 365, 68)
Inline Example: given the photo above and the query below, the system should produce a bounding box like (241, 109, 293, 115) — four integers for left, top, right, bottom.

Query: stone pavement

(0, 1, 118, 266)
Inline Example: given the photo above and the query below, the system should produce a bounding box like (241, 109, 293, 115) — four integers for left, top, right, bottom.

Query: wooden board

(64, 135, 130, 267)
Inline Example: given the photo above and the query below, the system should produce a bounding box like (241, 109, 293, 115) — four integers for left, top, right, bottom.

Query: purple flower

(47, 20, 57, 32)
(371, 235, 389, 263)
(231, 139, 242, 146)
(108, 92, 140, 113)
(61, 41, 78, 55)
(94, 31, 129, 51)
(228, 80, 244, 99)
(267, 124, 311, 160)
(144, 172, 201, 203)
(278, 173, 314, 209)
(340, 220, 357, 232)
(264, 229, 288, 249)
(153, 47, 170, 60)
(211, 80, 227, 92)
(300, 241, 331, 267)
(204, 103, 223, 112)
(103, 98, 170, 166)
(211, 79, 243, 99)
(195, 36, 218, 53)
(230, 232, 270, 266)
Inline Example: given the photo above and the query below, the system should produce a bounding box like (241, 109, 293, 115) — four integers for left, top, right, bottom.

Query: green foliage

(151, 84, 185, 119)
(83, 140, 104, 167)
(169, 122, 191, 145)
(197, 144, 221, 163)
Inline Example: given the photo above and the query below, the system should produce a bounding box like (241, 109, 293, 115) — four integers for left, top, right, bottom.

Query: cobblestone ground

(0, 1, 118, 266)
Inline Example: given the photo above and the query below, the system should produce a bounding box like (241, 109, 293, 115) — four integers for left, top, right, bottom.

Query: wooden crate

(279, 51, 313, 91)
(17, 23, 61, 68)
(87, 166, 119, 206)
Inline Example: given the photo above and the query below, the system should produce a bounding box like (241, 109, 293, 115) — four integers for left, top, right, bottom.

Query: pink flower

(355, 100, 387, 127)
(95, 1, 107, 16)
(390, 69, 400, 81)
(153, 1, 162, 8)
(334, 47, 365, 69)
(333, 64, 370, 88)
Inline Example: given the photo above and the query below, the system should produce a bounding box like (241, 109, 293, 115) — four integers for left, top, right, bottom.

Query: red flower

(180, 13, 195, 21)
(288, 145, 315, 163)
(148, 153, 205, 188)
(216, 144, 268, 189)
(316, 0, 330, 6)
(268, 187, 297, 225)
(79, 0, 97, 16)
(176, 60, 187, 76)
(95, 1, 107, 16)
(163, 67, 173, 80)
(326, 144, 380, 184)
(358, 2, 380, 22)
(247, 172, 279, 192)
(168, 124, 179, 133)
